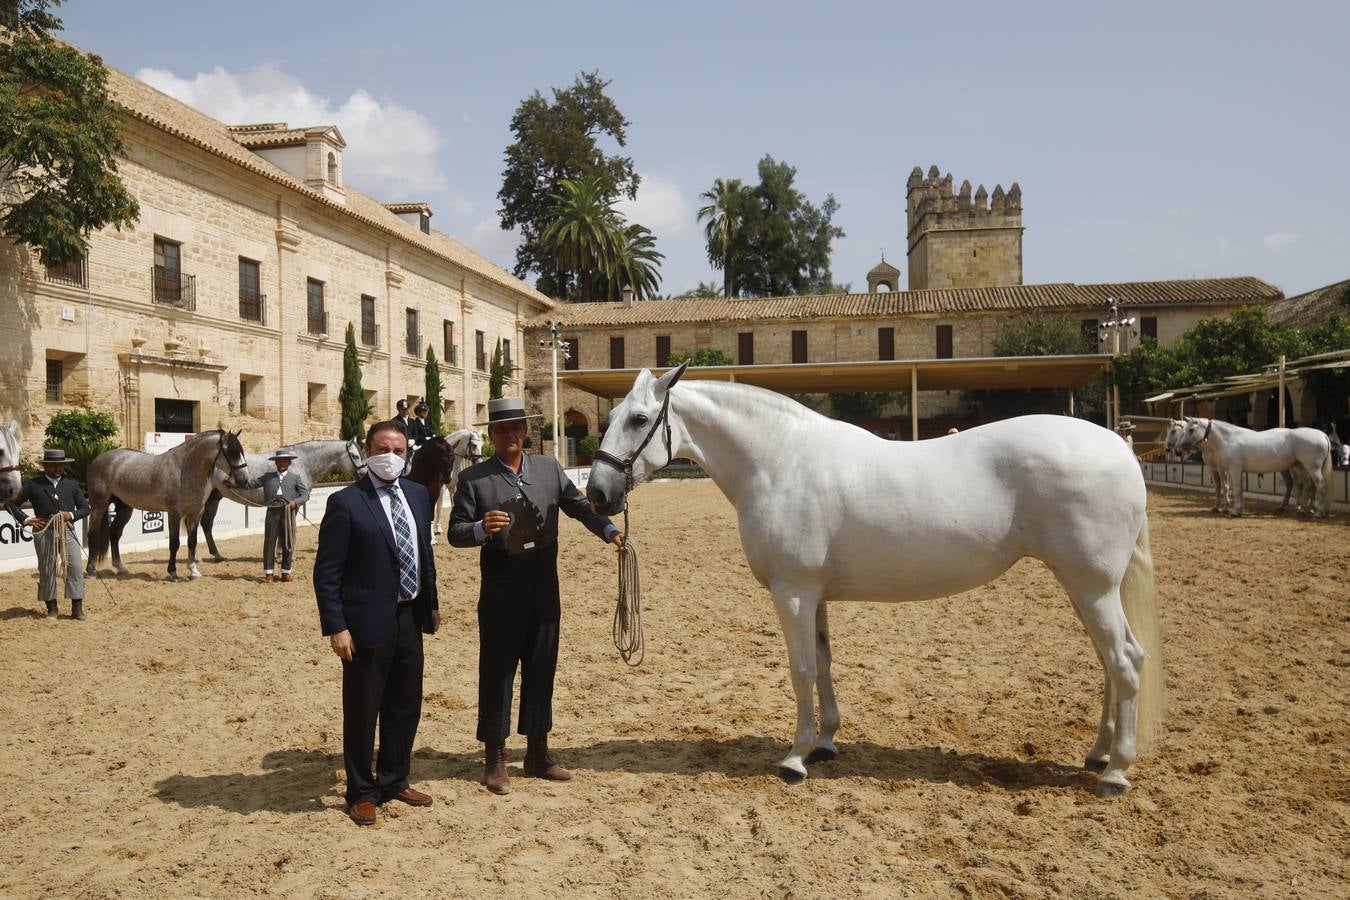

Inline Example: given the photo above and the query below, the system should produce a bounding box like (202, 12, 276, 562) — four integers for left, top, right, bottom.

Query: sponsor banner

(145, 432, 193, 454)
(564, 466, 590, 490)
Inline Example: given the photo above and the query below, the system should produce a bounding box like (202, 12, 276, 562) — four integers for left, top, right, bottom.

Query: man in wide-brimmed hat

(242, 447, 310, 583)
(5, 448, 90, 620)
(407, 400, 434, 448)
(449, 397, 624, 795)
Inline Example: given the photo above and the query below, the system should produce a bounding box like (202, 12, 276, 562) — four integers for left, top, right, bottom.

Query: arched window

(876, 281, 892, 292)
(327, 152, 337, 183)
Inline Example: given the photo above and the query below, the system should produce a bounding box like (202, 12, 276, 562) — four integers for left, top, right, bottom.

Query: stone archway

(564, 409, 590, 465)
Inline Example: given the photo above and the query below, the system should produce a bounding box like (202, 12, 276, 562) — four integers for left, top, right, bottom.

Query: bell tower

(906, 165, 1023, 290)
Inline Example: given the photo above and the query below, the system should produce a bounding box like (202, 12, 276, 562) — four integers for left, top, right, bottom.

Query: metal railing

(361, 321, 380, 348)
(152, 266, 196, 309)
(45, 256, 87, 288)
(445, 344, 458, 366)
(307, 309, 329, 337)
(476, 351, 488, 371)
(239, 288, 265, 324)
(406, 330, 421, 357)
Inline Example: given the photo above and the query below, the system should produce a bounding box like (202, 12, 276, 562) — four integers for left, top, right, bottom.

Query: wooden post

(910, 366, 919, 441)
(1277, 354, 1286, 427)
(1069, 391, 1075, 417)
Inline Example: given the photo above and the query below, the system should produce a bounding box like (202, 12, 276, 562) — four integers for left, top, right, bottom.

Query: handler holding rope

(243, 447, 309, 583)
(5, 448, 90, 620)
(449, 397, 624, 796)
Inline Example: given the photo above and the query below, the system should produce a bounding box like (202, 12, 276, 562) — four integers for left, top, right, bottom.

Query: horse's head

(1173, 417, 1211, 454)
(418, 436, 457, 480)
(0, 420, 21, 501)
(344, 436, 368, 479)
(218, 429, 250, 487)
(468, 430, 484, 463)
(586, 361, 689, 515)
(1164, 419, 1186, 458)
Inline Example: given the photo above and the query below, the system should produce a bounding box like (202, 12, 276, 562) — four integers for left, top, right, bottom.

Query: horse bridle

(592, 391, 674, 493)
(346, 439, 368, 476)
(215, 433, 249, 472)
(1186, 418, 1214, 450)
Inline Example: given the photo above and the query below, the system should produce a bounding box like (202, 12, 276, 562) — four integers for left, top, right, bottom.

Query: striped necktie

(383, 482, 418, 600)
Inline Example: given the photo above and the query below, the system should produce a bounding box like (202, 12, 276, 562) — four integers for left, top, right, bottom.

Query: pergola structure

(558, 354, 1113, 440)
(1144, 348, 1350, 420)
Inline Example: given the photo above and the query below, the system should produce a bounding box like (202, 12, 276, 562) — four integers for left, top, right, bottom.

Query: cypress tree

(424, 345, 445, 434)
(339, 322, 371, 439)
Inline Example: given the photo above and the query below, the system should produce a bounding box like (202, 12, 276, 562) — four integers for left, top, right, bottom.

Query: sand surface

(1, 483, 1347, 899)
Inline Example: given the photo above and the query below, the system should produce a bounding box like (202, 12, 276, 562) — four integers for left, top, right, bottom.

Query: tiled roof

(529, 277, 1280, 328)
(867, 258, 900, 276)
(384, 202, 432, 215)
(1267, 279, 1350, 328)
(106, 65, 552, 311)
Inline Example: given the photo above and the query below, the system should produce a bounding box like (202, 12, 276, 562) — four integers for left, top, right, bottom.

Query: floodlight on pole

(541, 320, 572, 464)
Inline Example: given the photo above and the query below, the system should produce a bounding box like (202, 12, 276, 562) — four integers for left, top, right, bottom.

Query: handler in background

(243, 447, 309, 583)
(449, 397, 623, 795)
(5, 448, 90, 620)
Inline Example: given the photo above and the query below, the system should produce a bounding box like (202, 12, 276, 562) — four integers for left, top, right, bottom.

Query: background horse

(1165, 419, 1233, 513)
(86, 430, 250, 580)
(196, 437, 366, 560)
(587, 364, 1162, 798)
(0, 420, 21, 501)
(405, 431, 480, 541)
(423, 428, 482, 543)
(1175, 418, 1330, 517)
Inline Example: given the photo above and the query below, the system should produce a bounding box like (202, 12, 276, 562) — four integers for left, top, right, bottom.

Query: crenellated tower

(905, 165, 1023, 290)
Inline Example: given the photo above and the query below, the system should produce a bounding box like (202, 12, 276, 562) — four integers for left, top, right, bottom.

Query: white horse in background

(427, 428, 483, 544)
(0, 420, 22, 501)
(588, 364, 1162, 798)
(1165, 419, 1233, 513)
(1175, 418, 1330, 517)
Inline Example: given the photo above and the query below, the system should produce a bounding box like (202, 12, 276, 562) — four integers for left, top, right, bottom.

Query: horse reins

(591, 391, 675, 668)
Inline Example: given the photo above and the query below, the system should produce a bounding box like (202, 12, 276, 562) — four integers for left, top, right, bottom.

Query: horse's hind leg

(166, 512, 181, 581)
(109, 498, 131, 575)
(770, 581, 822, 784)
(806, 600, 840, 764)
(185, 514, 202, 578)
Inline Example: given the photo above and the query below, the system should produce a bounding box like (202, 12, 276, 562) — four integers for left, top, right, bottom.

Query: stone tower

(867, 254, 901, 293)
(905, 165, 1023, 290)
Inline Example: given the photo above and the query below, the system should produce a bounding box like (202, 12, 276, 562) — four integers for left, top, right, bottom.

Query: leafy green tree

(829, 392, 907, 422)
(667, 347, 733, 367)
(1, 1, 139, 266)
(605, 222, 663, 300)
(1292, 313, 1350, 424)
(338, 323, 371, 440)
(697, 177, 748, 297)
(673, 280, 722, 299)
(498, 71, 638, 298)
(539, 174, 623, 300)
(44, 407, 117, 489)
(992, 314, 1093, 357)
(739, 156, 844, 297)
(423, 345, 444, 435)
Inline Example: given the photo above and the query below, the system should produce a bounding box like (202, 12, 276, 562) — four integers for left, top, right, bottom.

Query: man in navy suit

(314, 419, 440, 826)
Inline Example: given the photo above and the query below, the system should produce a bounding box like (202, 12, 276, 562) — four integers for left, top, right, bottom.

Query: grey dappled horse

(86, 430, 250, 580)
(0, 420, 21, 501)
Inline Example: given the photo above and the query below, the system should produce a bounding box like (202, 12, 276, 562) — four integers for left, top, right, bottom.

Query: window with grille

(306, 279, 326, 335)
(361, 295, 377, 346)
(46, 359, 62, 403)
(45, 253, 87, 288)
(738, 332, 754, 365)
(610, 336, 625, 369)
(475, 330, 486, 370)
(791, 330, 807, 364)
(238, 258, 262, 322)
(656, 335, 671, 367)
(1141, 316, 1158, 341)
(405, 308, 420, 357)
(443, 320, 455, 364)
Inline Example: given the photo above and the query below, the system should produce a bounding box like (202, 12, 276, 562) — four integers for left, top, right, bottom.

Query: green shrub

(44, 409, 119, 490)
(579, 434, 600, 459)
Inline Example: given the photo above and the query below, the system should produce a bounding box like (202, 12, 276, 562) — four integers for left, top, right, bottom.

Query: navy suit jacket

(313, 476, 438, 647)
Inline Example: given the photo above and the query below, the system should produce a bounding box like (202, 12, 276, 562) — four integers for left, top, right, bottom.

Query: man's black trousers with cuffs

(341, 602, 423, 806)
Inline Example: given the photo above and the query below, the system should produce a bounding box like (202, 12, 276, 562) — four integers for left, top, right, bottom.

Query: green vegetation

(538, 175, 663, 301)
(44, 407, 117, 489)
(667, 347, 733, 367)
(423, 345, 444, 435)
(338, 323, 372, 440)
(0, 0, 139, 266)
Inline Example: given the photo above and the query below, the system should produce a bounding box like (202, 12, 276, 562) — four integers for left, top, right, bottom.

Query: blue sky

(64, 1, 1348, 298)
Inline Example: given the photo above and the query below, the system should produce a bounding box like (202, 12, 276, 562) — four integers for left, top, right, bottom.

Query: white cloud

(136, 64, 449, 200)
(615, 173, 694, 238)
(467, 218, 522, 269)
(1261, 231, 1299, 252)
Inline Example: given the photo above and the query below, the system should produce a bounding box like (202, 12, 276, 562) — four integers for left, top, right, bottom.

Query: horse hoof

(210, 555, 225, 563)
(777, 766, 807, 785)
(1083, 757, 1108, 773)
(1094, 780, 1129, 799)
(806, 747, 838, 764)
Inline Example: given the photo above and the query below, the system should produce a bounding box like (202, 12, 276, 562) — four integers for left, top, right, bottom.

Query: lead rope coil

(40, 513, 69, 585)
(612, 500, 643, 666)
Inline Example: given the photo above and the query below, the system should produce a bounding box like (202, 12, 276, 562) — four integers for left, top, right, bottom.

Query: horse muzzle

(585, 478, 626, 517)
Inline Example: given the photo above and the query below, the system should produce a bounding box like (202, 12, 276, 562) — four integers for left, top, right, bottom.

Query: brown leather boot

(483, 742, 511, 795)
(524, 734, 573, 781)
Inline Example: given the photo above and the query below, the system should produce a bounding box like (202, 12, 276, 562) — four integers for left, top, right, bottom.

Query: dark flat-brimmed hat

(1116, 421, 1137, 433)
(268, 447, 300, 460)
(475, 397, 544, 426)
(41, 448, 73, 464)
(414, 400, 429, 413)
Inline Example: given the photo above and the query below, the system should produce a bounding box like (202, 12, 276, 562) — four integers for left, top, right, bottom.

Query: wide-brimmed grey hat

(475, 397, 544, 426)
(268, 447, 300, 461)
(41, 447, 73, 464)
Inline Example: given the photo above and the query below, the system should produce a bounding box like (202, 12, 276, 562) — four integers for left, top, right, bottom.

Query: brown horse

(86, 430, 250, 580)
(404, 434, 461, 512)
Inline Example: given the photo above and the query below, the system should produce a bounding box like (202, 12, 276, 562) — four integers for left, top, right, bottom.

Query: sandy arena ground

(1, 482, 1347, 899)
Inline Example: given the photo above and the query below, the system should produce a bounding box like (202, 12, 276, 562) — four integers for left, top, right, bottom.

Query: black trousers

(477, 543, 561, 743)
(341, 603, 423, 805)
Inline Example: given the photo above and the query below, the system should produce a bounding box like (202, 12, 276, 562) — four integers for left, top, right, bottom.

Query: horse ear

(655, 360, 690, 395)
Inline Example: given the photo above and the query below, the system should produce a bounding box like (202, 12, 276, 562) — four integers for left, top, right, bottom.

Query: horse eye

(632, 414, 649, 428)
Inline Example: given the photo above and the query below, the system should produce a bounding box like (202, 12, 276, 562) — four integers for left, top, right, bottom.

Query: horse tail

(88, 497, 110, 566)
(1321, 438, 1333, 516)
(1121, 516, 1163, 751)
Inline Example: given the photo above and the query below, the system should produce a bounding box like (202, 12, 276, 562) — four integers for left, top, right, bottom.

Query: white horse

(0, 420, 21, 502)
(1164, 419, 1232, 513)
(1175, 418, 1330, 517)
(587, 364, 1162, 798)
(198, 437, 367, 559)
(426, 428, 483, 544)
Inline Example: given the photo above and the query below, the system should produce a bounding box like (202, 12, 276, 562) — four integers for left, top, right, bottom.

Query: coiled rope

(39, 513, 69, 585)
(612, 502, 643, 666)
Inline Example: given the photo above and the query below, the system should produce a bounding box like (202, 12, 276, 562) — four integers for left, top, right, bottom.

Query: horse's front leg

(166, 513, 181, 581)
(807, 600, 841, 764)
(1227, 465, 1245, 517)
(771, 582, 821, 784)
(1278, 470, 1294, 511)
(110, 500, 131, 575)
(186, 514, 202, 578)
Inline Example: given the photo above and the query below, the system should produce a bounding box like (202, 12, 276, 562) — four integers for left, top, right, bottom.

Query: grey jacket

(244, 469, 311, 507)
(448, 454, 612, 552)
(6, 475, 91, 524)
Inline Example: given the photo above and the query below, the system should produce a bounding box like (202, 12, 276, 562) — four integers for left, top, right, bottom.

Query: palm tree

(540, 175, 624, 301)
(697, 178, 746, 298)
(607, 222, 664, 301)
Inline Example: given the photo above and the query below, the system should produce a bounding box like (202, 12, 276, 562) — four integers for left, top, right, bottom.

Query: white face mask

(366, 452, 407, 483)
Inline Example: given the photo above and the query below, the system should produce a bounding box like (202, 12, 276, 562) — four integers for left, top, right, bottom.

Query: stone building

(906, 165, 1023, 290)
(1, 62, 551, 457)
(524, 276, 1281, 448)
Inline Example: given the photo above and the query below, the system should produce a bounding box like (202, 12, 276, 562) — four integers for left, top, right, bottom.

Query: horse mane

(678, 378, 829, 425)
